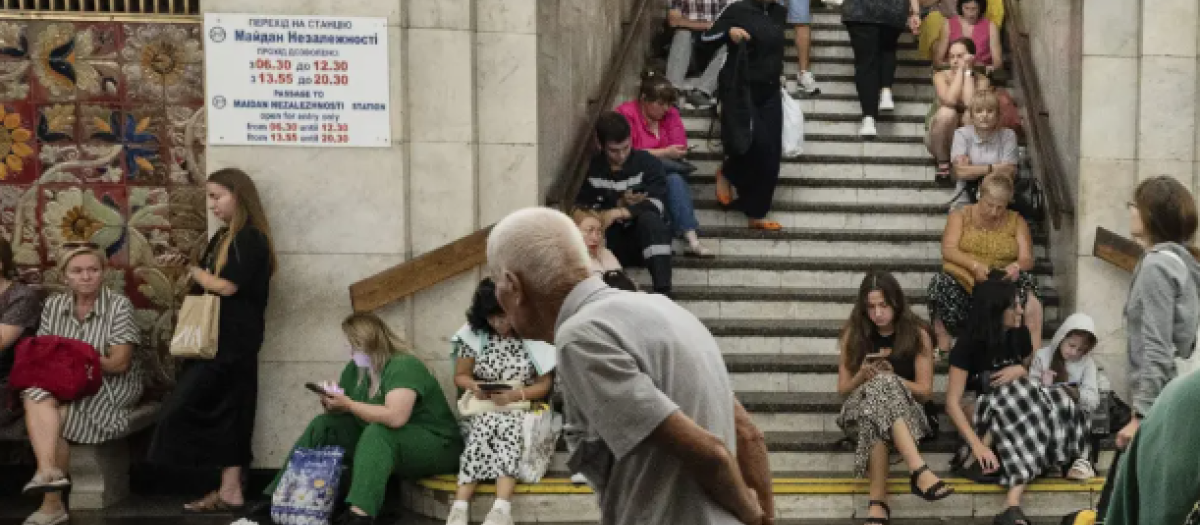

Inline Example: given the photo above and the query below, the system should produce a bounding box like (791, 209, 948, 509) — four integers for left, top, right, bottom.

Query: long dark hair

(466, 277, 504, 334)
(959, 276, 1017, 354)
(840, 271, 926, 373)
(207, 168, 278, 275)
(1134, 175, 1200, 260)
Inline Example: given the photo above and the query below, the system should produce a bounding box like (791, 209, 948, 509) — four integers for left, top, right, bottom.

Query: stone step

(689, 136, 930, 158)
(742, 391, 952, 433)
(682, 226, 1049, 260)
(724, 355, 952, 393)
(683, 115, 930, 139)
(692, 200, 949, 231)
(687, 179, 957, 206)
(686, 160, 937, 182)
(403, 472, 1103, 522)
(687, 130, 926, 144)
(792, 60, 930, 82)
(629, 259, 1054, 290)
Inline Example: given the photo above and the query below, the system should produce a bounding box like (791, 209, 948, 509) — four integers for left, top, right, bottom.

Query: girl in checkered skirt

(945, 277, 1089, 525)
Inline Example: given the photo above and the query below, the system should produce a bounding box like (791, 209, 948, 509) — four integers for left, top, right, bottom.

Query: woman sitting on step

(944, 276, 1089, 525)
(928, 174, 1043, 354)
(446, 278, 556, 525)
(925, 36, 989, 183)
(946, 89, 1018, 209)
(254, 312, 463, 525)
(837, 271, 954, 525)
(572, 209, 623, 275)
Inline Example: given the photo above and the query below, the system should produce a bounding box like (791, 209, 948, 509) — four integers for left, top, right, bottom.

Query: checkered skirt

(974, 376, 1089, 486)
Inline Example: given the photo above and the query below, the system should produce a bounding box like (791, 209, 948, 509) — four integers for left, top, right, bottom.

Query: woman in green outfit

(257, 312, 462, 525)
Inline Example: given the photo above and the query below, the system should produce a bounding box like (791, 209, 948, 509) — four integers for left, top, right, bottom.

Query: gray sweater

(1124, 242, 1200, 415)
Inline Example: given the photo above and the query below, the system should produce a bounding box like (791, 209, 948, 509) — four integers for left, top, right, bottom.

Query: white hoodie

(1028, 313, 1100, 413)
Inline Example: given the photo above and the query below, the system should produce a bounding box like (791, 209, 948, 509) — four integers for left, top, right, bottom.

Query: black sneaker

(685, 89, 716, 110)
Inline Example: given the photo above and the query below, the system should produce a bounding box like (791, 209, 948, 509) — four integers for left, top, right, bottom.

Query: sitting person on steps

(948, 89, 1018, 208)
(665, 0, 732, 109)
(1027, 312, 1101, 481)
(254, 312, 463, 525)
(944, 277, 1090, 525)
(20, 245, 142, 525)
(0, 236, 43, 429)
(572, 209, 623, 274)
(925, 37, 989, 183)
(575, 112, 675, 295)
(837, 271, 954, 525)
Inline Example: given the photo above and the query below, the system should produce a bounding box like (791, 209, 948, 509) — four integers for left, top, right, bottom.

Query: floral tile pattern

(0, 20, 206, 395)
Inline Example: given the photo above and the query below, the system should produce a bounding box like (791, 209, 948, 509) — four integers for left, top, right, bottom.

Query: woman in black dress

(148, 168, 276, 512)
(702, 0, 787, 230)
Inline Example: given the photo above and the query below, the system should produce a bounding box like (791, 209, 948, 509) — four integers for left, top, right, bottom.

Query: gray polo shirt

(554, 276, 740, 525)
(950, 125, 1019, 206)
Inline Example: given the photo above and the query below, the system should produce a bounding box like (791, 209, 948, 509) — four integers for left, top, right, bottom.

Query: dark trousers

(722, 87, 783, 220)
(844, 22, 903, 118)
(606, 208, 673, 293)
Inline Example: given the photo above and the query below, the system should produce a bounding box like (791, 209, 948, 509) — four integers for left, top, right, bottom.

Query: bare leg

(23, 397, 62, 475)
(40, 437, 71, 512)
(925, 106, 960, 161)
(1024, 294, 1044, 350)
(867, 441, 890, 520)
(892, 418, 951, 497)
(793, 24, 812, 73)
(1006, 483, 1028, 509)
(219, 466, 244, 506)
(933, 318, 952, 352)
(454, 482, 478, 502)
(495, 476, 517, 501)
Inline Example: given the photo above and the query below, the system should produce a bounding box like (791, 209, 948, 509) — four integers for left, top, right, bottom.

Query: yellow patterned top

(958, 206, 1020, 270)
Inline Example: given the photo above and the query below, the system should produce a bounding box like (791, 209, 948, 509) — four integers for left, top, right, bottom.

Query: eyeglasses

(61, 241, 100, 250)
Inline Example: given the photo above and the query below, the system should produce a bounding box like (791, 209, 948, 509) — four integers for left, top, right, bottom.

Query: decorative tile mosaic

(0, 20, 206, 396)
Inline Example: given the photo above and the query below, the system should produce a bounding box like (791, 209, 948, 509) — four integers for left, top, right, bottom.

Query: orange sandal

(715, 168, 733, 207)
(749, 219, 782, 231)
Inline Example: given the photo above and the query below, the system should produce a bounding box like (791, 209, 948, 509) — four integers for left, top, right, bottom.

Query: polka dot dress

(457, 334, 536, 485)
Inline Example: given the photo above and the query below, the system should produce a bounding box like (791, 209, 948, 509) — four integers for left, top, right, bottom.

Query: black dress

(149, 225, 271, 468)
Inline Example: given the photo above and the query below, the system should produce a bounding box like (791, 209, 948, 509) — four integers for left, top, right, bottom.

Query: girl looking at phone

(448, 278, 555, 525)
(1028, 313, 1100, 480)
(254, 313, 462, 525)
(836, 271, 953, 525)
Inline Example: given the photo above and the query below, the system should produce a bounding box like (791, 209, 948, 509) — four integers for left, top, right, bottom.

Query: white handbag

(456, 380, 530, 417)
(516, 404, 562, 484)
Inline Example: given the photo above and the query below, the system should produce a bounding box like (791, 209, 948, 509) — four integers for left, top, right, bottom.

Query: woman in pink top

(934, 0, 1001, 72)
(615, 72, 713, 257)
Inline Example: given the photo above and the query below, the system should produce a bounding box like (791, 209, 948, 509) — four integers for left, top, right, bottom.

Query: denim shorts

(787, 0, 812, 24)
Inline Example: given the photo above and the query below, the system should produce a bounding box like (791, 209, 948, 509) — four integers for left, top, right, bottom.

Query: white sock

(452, 500, 469, 511)
(492, 499, 512, 514)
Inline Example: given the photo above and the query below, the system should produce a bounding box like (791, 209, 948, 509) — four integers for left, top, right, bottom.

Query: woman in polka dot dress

(446, 278, 555, 525)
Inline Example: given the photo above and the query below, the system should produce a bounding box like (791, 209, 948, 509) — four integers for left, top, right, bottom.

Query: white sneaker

(797, 70, 821, 96)
(445, 506, 469, 525)
(1066, 459, 1096, 481)
(879, 88, 895, 111)
(482, 507, 514, 525)
(570, 473, 589, 484)
(858, 116, 877, 137)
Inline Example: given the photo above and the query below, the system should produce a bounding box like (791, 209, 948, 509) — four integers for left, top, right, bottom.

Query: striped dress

(23, 287, 142, 443)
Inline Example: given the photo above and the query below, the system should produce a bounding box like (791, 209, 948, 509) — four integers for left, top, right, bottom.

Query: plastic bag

(271, 446, 345, 525)
(516, 404, 563, 484)
(781, 88, 804, 158)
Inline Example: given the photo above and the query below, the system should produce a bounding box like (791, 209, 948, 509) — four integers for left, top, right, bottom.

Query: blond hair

(58, 246, 106, 275)
(979, 173, 1015, 202)
(571, 208, 602, 226)
(970, 89, 1000, 115)
(341, 312, 412, 398)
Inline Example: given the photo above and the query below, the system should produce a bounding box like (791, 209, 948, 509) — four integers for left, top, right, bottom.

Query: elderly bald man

(487, 207, 774, 525)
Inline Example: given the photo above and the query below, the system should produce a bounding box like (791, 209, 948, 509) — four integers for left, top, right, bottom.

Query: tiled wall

(0, 20, 206, 394)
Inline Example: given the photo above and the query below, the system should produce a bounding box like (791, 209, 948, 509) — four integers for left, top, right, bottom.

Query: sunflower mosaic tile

(0, 20, 206, 395)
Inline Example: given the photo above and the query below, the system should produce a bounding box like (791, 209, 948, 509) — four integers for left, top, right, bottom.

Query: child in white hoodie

(1028, 312, 1100, 481)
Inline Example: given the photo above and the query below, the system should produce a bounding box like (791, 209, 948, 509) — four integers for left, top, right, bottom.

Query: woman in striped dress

(20, 245, 142, 525)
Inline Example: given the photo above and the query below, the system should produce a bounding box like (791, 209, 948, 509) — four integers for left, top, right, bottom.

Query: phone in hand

(304, 382, 330, 396)
(864, 352, 888, 362)
(478, 383, 514, 393)
(1053, 381, 1080, 388)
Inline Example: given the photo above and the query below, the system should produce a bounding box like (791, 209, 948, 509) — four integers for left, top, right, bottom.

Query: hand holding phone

(305, 382, 329, 396)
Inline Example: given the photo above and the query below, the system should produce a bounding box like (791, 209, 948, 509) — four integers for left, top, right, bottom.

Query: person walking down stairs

(841, 0, 923, 137)
(701, 0, 787, 231)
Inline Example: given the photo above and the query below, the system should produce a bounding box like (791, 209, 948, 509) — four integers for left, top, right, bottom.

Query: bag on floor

(272, 446, 345, 525)
(516, 404, 563, 484)
(781, 87, 804, 158)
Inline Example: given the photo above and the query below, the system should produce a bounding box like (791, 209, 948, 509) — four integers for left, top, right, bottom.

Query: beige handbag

(169, 292, 220, 359)
(457, 380, 529, 417)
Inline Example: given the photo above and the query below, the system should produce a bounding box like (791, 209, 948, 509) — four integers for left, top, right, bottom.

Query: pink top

(948, 16, 993, 66)
(615, 100, 687, 151)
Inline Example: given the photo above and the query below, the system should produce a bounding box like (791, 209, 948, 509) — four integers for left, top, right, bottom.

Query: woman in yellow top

(927, 174, 1043, 354)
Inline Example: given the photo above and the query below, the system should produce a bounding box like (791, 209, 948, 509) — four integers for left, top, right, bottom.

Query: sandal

(910, 464, 955, 501)
(935, 161, 953, 186)
(183, 490, 245, 514)
(864, 500, 890, 525)
(749, 219, 782, 231)
(21, 509, 69, 525)
(22, 470, 71, 496)
(715, 168, 733, 207)
(684, 242, 716, 258)
(994, 505, 1032, 525)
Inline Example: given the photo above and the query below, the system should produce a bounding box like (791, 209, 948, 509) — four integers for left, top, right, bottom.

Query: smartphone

(864, 353, 887, 362)
(1054, 381, 1080, 388)
(304, 382, 329, 396)
(478, 383, 514, 392)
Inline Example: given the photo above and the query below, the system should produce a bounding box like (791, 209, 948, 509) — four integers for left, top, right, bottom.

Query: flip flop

(935, 162, 953, 186)
(715, 168, 733, 207)
(749, 219, 783, 231)
(22, 471, 70, 496)
(183, 491, 245, 514)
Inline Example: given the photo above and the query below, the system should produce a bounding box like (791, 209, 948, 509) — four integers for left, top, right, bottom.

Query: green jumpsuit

(264, 354, 463, 517)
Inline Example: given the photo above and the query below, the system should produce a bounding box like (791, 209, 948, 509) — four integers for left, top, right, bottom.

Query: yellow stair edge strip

(414, 476, 1104, 495)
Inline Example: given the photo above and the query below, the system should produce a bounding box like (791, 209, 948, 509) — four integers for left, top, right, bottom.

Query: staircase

(402, 9, 1103, 524)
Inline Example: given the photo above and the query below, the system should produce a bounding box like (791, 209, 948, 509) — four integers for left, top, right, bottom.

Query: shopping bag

(781, 87, 804, 158)
(169, 293, 219, 359)
(271, 446, 345, 525)
(516, 404, 563, 483)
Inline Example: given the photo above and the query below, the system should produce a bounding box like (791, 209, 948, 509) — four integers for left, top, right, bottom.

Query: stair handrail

(1003, 0, 1074, 230)
(349, 0, 657, 312)
(546, 0, 657, 210)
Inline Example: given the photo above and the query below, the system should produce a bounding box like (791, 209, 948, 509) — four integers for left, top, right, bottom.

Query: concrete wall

(202, 0, 542, 468)
(1072, 0, 1200, 374)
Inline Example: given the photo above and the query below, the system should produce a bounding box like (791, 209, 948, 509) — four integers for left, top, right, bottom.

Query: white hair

(487, 207, 591, 297)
